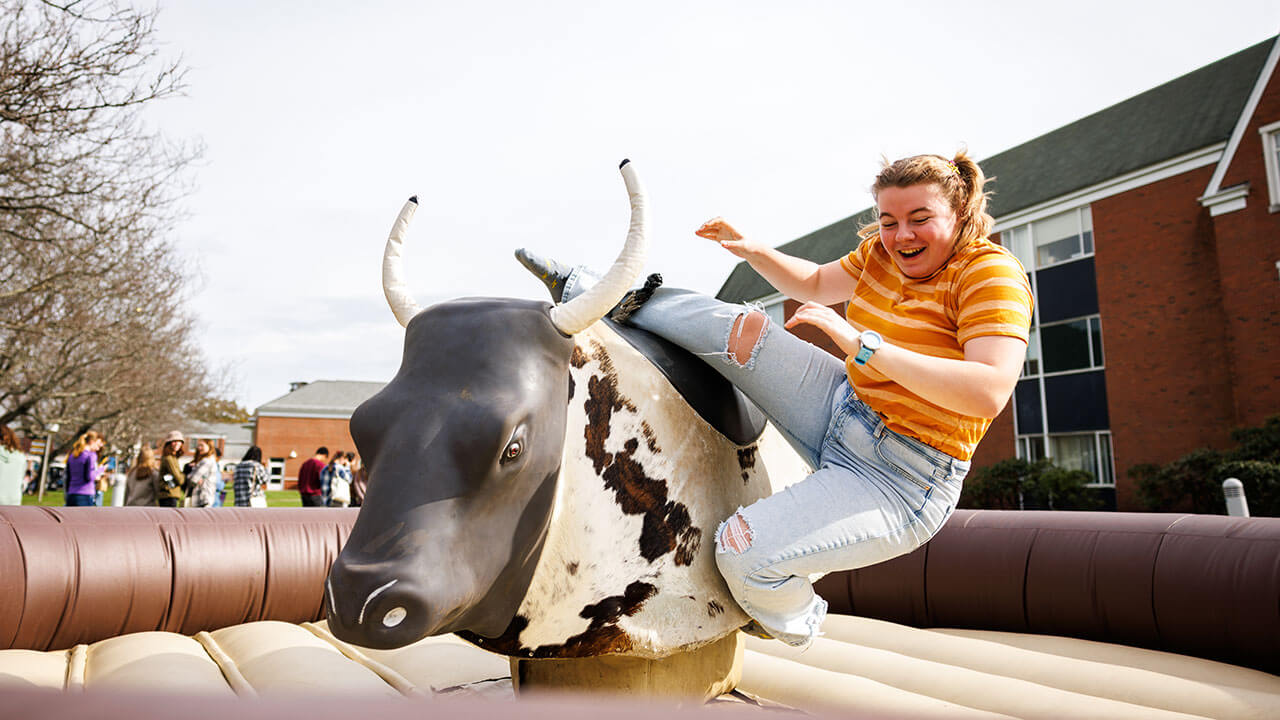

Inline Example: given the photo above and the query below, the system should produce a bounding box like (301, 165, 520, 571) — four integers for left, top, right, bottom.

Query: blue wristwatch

(854, 330, 882, 366)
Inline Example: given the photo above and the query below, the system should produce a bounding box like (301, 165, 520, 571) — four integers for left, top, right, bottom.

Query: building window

(1022, 327, 1041, 377)
(268, 458, 285, 490)
(1039, 315, 1104, 374)
(1017, 431, 1114, 487)
(1001, 207, 1094, 270)
(1261, 120, 1280, 209)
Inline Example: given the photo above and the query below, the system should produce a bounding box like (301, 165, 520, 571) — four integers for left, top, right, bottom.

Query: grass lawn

(23, 488, 304, 508)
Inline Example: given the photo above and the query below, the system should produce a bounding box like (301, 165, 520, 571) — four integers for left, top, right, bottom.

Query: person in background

(0, 426, 25, 506)
(94, 453, 114, 506)
(319, 449, 344, 507)
(297, 447, 328, 507)
(233, 446, 270, 508)
(124, 446, 159, 506)
(156, 431, 186, 507)
(350, 454, 367, 508)
(186, 439, 219, 508)
(212, 444, 225, 507)
(65, 431, 105, 507)
(329, 452, 353, 508)
(109, 454, 128, 506)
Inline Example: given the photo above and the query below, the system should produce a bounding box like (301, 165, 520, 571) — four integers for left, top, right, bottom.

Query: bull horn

(382, 196, 423, 327)
(548, 159, 647, 335)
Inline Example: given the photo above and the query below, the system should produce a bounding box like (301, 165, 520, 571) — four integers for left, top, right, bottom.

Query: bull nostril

(383, 607, 408, 628)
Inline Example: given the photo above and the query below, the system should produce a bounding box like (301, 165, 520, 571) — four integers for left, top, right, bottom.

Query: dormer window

(1262, 120, 1280, 211)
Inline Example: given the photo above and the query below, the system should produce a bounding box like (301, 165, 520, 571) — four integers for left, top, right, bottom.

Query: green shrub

(1131, 414, 1280, 516)
(961, 457, 1101, 511)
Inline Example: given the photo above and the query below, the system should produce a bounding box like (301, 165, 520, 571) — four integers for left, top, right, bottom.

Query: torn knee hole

(728, 311, 767, 366)
(718, 512, 753, 554)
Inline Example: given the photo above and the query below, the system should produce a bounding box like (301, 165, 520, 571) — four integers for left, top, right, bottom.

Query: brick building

(716, 37, 1280, 510)
(252, 380, 383, 489)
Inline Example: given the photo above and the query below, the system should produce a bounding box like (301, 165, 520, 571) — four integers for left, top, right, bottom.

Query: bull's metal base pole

(510, 631, 744, 704)
(37, 431, 54, 503)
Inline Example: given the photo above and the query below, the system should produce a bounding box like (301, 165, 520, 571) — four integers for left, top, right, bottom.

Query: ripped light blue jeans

(564, 271, 969, 647)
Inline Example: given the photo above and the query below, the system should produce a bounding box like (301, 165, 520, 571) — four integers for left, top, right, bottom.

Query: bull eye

(502, 440, 522, 464)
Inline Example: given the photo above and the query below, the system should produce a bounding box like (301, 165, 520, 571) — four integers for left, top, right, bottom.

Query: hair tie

(945, 160, 960, 177)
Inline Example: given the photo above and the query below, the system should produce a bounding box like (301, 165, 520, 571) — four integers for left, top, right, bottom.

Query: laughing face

(876, 183, 959, 279)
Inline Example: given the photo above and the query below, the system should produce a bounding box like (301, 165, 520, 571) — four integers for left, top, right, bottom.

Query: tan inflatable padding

(737, 649, 1016, 719)
(87, 631, 234, 695)
(310, 622, 509, 693)
(0, 648, 68, 690)
(817, 615, 1280, 720)
(0, 617, 1277, 718)
(744, 636, 1219, 719)
(933, 627, 1280, 694)
(208, 621, 400, 697)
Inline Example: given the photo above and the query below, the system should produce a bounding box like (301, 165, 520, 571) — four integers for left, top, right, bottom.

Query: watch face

(861, 331, 882, 350)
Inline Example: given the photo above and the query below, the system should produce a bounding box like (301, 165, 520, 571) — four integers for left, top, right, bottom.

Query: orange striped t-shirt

(838, 237, 1033, 461)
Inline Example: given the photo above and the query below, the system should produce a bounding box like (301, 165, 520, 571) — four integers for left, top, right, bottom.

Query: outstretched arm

(698, 218, 855, 306)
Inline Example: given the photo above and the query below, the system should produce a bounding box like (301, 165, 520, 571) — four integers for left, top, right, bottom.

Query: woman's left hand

(784, 301, 859, 355)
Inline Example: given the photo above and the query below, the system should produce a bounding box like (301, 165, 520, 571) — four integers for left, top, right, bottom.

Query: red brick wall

(1092, 166, 1238, 509)
(253, 416, 357, 489)
(1209, 65, 1280, 428)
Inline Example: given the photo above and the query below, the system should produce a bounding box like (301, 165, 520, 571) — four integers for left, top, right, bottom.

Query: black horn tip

(618, 158, 630, 169)
(408, 195, 419, 204)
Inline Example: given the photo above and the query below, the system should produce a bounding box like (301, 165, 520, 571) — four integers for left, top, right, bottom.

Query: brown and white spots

(641, 422, 661, 455)
(566, 561, 579, 576)
(707, 600, 725, 618)
(737, 446, 758, 484)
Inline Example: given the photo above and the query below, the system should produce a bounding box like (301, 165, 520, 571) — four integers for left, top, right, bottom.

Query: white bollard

(1223, 478, 1249, 517)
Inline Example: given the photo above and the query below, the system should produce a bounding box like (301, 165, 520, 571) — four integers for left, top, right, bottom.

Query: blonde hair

(858, 150, 994, 251)
(130, 446, 158, 474)
(71, 430, 102, 459)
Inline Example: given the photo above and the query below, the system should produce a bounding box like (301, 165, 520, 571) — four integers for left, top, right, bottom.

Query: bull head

(326, 161, 649, 648)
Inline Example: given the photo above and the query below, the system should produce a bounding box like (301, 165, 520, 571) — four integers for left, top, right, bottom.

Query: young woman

(124, 446, 160, 506)
(65, 431, 105, 507)
(0, 426, 24, 506)
(186, 439, 220, 508)
(524, 152, 1033, 647)
(156, 431, 186, 507)
(233, 446, 270, 507)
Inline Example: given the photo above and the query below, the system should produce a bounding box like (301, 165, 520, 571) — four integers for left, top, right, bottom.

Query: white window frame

(268, 458, 286, 490)
(1260, 119, 1280, 211)
(1036, 314, 1105, 377)
(1014, 430, 1115, 488)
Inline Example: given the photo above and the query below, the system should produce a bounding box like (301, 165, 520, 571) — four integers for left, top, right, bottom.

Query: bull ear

(548, 160, 647, 335)
(382, 196, 424, 327)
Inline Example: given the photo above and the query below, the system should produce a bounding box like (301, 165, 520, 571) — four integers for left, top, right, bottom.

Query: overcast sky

(145, 1, 1280, 411)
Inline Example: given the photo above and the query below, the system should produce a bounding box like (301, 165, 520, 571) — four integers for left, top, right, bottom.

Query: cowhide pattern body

(463, 322, 809, 660)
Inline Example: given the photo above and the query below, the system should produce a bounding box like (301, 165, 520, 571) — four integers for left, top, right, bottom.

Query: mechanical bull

(326, 161, 809, 660)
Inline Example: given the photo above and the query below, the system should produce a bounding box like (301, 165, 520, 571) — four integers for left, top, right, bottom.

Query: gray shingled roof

(716, 37, 1275, 303)
(255, 380, 385, 417)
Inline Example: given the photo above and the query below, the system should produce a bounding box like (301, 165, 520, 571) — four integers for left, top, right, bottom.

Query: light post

(37, 423, 60, 503)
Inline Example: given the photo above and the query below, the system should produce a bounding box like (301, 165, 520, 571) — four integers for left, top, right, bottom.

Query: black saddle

(602, 317, 768, 446)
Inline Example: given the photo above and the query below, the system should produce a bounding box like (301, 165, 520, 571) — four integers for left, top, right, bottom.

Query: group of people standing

(123, 430, 271, 508)
(296, 446, 365, 507)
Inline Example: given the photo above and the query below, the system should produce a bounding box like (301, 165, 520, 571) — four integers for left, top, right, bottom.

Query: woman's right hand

(695, 217, 760, 259)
